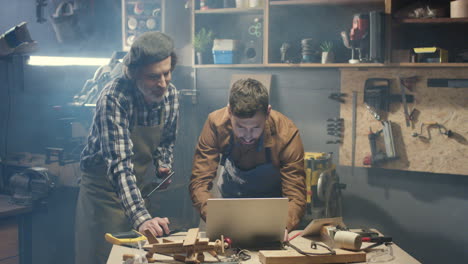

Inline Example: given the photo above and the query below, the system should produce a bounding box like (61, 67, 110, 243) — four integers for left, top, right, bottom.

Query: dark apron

(75, 108, 165, 264)
(217, 137, 282, 198)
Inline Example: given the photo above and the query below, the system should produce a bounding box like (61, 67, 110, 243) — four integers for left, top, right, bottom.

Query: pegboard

(339, 68, 468, 175)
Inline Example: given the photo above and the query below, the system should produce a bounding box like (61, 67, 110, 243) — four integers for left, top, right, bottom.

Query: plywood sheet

(259, 248, 365, 264)
(339, 68, 468, 175)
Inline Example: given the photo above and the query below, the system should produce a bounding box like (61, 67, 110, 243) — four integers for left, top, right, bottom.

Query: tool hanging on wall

(400, 76, 419, 91)
(36, 0, 48, 23)
(364, 78, 414, 121)
(412, 122, 453, 140)
(351, 91, 357, 176)
(398, 76, 411, 127)
(328, 93, 347, 103)
(326, 118, 344, 143)
(427, 78, 468, 88)
(363, 121, 397, 166)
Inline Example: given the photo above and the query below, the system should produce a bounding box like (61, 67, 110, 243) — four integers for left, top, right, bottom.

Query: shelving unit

(191, 0, 468, 68)
(269, 0, 384, 6)
(122, 0, 165, 51)
(396, 17, 468, 24)
(194, 7, 264, 14)
(388, 0, 468, 63)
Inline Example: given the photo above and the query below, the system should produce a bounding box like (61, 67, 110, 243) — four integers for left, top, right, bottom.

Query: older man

(75, 32, 179, 264)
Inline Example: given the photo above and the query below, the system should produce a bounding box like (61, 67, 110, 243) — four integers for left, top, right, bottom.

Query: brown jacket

(189, 107, 306, 231)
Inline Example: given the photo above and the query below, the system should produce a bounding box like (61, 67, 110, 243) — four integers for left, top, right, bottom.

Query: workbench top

(107, 230, 421, 264)
(0, 194, 31, 218)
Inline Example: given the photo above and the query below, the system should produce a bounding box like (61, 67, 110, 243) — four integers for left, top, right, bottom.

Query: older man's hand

(139, 217, 170, 238)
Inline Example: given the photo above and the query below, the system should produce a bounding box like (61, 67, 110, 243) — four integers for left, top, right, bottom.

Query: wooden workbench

(107, 230, 420, 264)
(0, 195, 32, 264)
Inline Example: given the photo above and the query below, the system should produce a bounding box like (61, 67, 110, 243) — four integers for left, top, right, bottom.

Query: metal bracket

(179, 68, 198, 104)
(179, 89, 198, 104)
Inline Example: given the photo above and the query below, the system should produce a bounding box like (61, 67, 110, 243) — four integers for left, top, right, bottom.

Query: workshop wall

(2, 2, 468, 264)
(193, 68, 342, 158)
(0, 0, 121, 57)
(194, 67, 468, 264)
(339, 68, 468, 175)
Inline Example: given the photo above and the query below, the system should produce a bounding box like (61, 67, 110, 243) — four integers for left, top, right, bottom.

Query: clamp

(328, 93, 347, 103)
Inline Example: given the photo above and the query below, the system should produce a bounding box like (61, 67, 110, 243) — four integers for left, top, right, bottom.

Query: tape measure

(105, 230, 147, 245)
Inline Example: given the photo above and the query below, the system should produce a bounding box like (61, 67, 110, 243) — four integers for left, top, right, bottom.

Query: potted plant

(194, 28, 214, 64)
(320, 41, 334, 64)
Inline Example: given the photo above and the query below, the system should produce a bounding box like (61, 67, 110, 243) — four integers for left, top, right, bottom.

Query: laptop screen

(206, 198, 288, 249)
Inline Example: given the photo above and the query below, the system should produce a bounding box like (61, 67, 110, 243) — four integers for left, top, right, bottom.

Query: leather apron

(75, 108, 165, 264)
(217, 136, 282, 198)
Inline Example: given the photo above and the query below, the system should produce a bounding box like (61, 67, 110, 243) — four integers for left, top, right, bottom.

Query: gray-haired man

(75, 32, 179, 264)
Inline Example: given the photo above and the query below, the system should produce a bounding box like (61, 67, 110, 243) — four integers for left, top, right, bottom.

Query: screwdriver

(143, 170, 175, 199)
(361, 236, 392, 243)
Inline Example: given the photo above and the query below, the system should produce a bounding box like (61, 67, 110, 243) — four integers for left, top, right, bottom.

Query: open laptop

(206, 198, 288, 249)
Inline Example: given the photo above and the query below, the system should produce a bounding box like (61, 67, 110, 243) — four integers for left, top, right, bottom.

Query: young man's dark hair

(229, 78, 269, 118)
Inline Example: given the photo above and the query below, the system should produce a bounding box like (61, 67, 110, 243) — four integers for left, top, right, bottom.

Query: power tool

(105, 230, 147, 247)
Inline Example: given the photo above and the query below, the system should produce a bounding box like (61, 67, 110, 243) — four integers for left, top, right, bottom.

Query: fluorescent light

(28, 56, 109, 66)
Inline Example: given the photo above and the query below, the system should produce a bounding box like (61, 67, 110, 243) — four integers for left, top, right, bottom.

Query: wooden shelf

(194, 64, 266, 68)
(194, 63, 385, 68)
(194, 62, 468, 68)
(267, 63, 385, 67)
(392, 63, 468, 67)
(270, 0, 383, 6)
(396, 18, 468, 24)
(195, 7, 263, 14)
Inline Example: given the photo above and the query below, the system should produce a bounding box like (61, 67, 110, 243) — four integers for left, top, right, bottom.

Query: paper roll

(451, 0, 468, 18)
(334, 231, 362, 250)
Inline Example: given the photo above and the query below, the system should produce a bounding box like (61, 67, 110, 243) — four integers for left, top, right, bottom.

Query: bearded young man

(75, 32, 179, 264)
(189, 78, 306, 234)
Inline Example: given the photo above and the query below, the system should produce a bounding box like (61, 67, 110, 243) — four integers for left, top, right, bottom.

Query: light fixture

(28, 56, 109, 66)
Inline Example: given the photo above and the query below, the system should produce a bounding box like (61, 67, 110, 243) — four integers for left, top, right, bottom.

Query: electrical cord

(283, 241, 336, 256)
(362, 242, 393, 251)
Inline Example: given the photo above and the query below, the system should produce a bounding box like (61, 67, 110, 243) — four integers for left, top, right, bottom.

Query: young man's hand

(139, 217, 170, 237)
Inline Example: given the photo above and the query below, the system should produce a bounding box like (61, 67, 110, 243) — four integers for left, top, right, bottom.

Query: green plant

(320, 41, 333, 52)
(194, 28, 214, 53)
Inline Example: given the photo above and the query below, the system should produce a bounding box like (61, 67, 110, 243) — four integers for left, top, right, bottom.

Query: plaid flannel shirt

(80, 77, 179, 229)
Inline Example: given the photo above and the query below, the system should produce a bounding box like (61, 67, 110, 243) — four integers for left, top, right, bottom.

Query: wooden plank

(270, 0, 383, 6)
(144, 241, 183, 250)
(397, 18, 468, 24)
(196, 237, 209, 245)
(192, 62, 468, 68)
(195, 8, 263, 14)
(183, 228, 199, 247)
(0, 195, 31, 218)
(259, 249, 366, 264)
(143, 229, 159, 244)
(0, 256, 19, 264)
